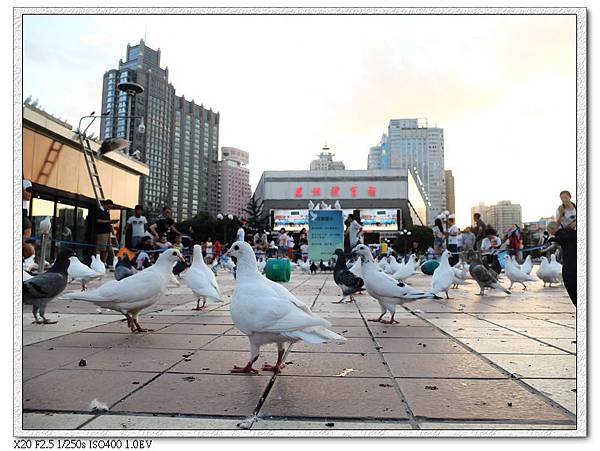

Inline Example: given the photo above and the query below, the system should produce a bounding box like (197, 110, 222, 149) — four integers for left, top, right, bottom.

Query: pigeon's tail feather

(284, 326, 346, 344)
(491, 282, 511, 294)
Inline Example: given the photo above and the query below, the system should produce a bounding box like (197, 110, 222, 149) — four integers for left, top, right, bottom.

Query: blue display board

(308, 210, 344, 262)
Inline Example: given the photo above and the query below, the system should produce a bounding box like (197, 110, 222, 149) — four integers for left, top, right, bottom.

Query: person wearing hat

(444, 215, 459, 266)
(22, 179, 35, 258)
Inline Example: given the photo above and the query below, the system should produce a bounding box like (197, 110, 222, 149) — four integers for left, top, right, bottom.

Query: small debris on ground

(89, 399, 109, 412)
(325, 422, 335, 427)
(336, 368, 356, 377)
(78, 359, 87, 367)
(424, 385, 438, 391)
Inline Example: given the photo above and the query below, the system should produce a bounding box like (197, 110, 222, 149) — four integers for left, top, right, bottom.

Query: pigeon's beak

(351, 250, 357, 257)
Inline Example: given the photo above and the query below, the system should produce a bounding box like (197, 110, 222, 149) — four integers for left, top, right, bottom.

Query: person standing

(461, 227, 476, 251)
(472, 213, 487, 249)
(236, 222, 246, 242)
(22, 179, 35, 259)
(277, 228, 289, 258)
(125, 205, 148, 250)
(347, 214, 363, 249)
(556, 190, 576, 230)
(445, 216, 459, 266)
(379, 238, 389, 257)
(205, 237, 213, 263)
(432, 218, 445, 257)
(93, 199, 119, 264)
(541, 221, 576, 307)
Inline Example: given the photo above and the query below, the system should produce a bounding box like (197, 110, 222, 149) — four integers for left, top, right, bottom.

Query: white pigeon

(227, 241, 345, 373)
(23, 269, 33, 281)
(313, 202, 320, 210)
(377, 257, 388, 271)
(352, 244, 441, 324)
(39, 216, 52, 234)
(62, 249, 183, 332)
(67, 256, 103, 290)
(349, 258, 363, 278)
(550, 254, 563, 278)
(308, 200, 315, 210)
(537, 256, 561, 287)
(90, 254, 106, 275)
(289, 261, 300, 271)
(391, 258, 417, 283)
(333, 200, 341, 210)
(257, 258, 267, 273)
(503, 255, 537, 290)
(387, 256, 402, 274)
(186, 244, 221, 310)
(298, 259, 311, 273)
(431, 250, 454, 299)
(520, 255, 533, 275)
(451, 261, 471, 288)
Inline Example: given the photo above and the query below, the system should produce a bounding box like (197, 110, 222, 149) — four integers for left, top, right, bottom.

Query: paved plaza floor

(20, 268, 577, 432)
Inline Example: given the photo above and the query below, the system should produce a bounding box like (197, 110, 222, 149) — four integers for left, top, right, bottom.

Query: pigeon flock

(22, 234, 564, 376)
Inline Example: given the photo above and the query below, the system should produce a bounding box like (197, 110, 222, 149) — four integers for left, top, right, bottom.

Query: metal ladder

(77, 133, 105, 208)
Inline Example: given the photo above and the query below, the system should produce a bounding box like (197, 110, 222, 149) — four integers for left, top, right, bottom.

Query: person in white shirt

(556, 190, 576, 230)
(444, 216, 459, 265)
(480, 227, 502, 273)
(300, 240, 309, 261)
(236, 224, 245, 242)
(125, 205, 148, 250)
(347, 214, 363, 249)
(205, 237, 213, 263)
(277, 228, 289, 258)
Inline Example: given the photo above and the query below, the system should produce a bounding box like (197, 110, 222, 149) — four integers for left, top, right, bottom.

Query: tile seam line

(462, 313, 576, 355)
(401, 305, 576, 423)
(248, 276, 327, 429)
(354, 301, 421, 430)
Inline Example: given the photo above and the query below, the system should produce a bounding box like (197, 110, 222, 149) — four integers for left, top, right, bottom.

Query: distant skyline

(22, 14, 576, 224)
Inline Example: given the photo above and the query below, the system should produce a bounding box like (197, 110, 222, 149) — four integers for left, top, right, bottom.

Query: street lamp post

(398, 229, 412, 256)
(217, 213, 234, 244)
(117, 82, 145, 155)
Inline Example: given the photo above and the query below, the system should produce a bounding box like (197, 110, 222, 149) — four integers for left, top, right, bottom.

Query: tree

(243, 193, 268, 235)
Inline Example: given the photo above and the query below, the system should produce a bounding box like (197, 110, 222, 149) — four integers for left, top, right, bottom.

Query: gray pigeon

(115, 254, 135, 281)
(465, 250, 511, 296)
(23, 248, 75, 324)
(332, 249, 364, 303)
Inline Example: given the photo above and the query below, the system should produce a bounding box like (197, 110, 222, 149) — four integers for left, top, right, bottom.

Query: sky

(22, 14, 577, 225)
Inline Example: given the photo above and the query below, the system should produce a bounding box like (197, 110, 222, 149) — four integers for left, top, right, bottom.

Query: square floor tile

(521, 379, 576, 414)
(386, 353, 506, 379)
(23, 369, 157, 412)
(82, 414, 243, 430)
(181, 315, 234, 325)
(377, 338, 468, 354)
(281, 351, 388, 378)
(112, 373, 270, 417)
(261, 376, 408, 419)
(457, 338, 568, 354)
(482, 354, 576, 379)
(23, 346, 100, 370)
(32, 332, 131, 349)
(154, 323, 233, 335)
(122, 333, 214, 350)
(293, 337, 377, 354)
(62, 347, 187, 372)
(168, 350, 277, 375)
(22, 413, 94, 430)
(370, 326, 446, 338)
(397, 379, 572, 422)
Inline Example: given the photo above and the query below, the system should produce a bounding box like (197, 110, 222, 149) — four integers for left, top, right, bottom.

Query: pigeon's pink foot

(133, 319, 153, 333)
(262, 362, 285, 372)
(231, 364, 259, 374)
(368, 318, 383, 323)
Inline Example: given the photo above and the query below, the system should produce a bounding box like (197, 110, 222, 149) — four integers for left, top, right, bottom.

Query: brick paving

(20, 268, 577, 431)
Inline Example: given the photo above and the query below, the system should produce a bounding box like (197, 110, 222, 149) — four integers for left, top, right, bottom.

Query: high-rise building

(100, 40, 220, 220)
(309, 146, 345, 171)
(471, 200, 522, 234)
(219, 147, 251, 218)
(444, 169, 455, 214)
(367, 134, 390, 170)
(171, 96, 220, 221)
(388, 118, 445, 223)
